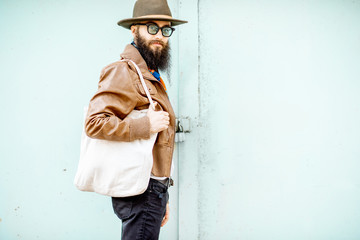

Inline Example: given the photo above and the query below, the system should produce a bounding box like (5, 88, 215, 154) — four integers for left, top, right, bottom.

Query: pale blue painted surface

(1, 0, 360, 240)
(176, 1, 200, 239)
(192, 0, 360, 239)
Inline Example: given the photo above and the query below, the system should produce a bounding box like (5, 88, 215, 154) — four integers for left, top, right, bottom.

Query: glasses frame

(132, 22, 175, 37)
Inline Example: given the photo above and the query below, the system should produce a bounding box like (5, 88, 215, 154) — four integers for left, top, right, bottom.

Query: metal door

(177, 0, 360, 239)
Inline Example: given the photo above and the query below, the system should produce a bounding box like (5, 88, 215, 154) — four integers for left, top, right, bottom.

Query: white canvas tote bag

(74, 59, 157, 197)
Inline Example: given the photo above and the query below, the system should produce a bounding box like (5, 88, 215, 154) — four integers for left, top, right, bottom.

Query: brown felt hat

(117, 0, 188, 29)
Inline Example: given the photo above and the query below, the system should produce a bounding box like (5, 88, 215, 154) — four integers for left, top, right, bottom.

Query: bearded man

(84, 0, 187, 239)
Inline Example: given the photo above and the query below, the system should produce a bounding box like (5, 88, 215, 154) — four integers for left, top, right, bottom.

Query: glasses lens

(162, 27, 173, 37)
(147, 24, 159, 35)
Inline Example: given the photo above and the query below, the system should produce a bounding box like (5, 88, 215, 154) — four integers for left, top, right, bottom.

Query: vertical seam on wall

(197, 1, 201, 239)
(197, 0, 201, 120)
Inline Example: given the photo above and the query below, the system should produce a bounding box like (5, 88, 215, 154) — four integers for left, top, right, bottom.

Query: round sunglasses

(132, 23, 175, 37)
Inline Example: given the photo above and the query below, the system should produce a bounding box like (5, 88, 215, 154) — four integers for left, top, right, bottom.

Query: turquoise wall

(1, 0, 360, 239)
(190, 0, 360, 239)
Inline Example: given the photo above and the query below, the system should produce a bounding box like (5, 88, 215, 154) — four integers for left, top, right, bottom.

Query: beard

(134, 29, 171, 71)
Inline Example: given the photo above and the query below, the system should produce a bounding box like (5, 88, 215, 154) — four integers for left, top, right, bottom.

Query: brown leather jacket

(85, 44, 175, 177)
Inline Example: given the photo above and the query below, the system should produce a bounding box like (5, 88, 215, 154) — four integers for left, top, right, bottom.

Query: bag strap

(120, 59, 156, 110)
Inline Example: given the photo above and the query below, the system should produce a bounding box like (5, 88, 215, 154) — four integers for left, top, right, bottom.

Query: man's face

(131, 20, 171, 54)
(131, 20, 171, 71)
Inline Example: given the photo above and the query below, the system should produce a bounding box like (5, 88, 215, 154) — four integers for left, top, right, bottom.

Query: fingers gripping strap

(121, 59, 156, 110)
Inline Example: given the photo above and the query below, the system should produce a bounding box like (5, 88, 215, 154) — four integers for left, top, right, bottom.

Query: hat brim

(117, 15, 188, 29)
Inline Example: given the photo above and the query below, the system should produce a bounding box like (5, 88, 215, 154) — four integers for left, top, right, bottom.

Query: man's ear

(130, 25, 137, 37)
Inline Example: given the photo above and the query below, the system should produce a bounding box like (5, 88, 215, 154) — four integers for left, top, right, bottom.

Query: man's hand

(147, 103, 170, 134)
(161, 202, 170, 227)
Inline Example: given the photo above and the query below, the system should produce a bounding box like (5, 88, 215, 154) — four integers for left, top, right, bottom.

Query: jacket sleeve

(84, 62, 151, 141)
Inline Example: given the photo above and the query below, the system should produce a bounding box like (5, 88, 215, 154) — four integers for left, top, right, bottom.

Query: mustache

(149, 40, 165, 46)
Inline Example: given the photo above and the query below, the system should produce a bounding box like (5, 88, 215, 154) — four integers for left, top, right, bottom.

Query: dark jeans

(112, 179, 169, 240)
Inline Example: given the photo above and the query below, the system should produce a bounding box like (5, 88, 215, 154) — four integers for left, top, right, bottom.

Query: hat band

(132, 14, 173, 19)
